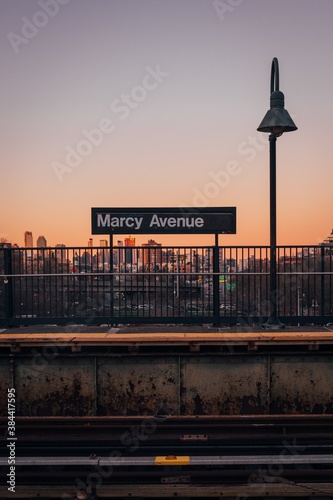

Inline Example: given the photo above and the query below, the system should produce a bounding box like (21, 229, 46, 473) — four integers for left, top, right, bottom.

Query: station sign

(91, 207, 236, 235)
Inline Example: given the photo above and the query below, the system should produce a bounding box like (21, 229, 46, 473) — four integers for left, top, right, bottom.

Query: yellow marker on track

(155, 455, 190, 465)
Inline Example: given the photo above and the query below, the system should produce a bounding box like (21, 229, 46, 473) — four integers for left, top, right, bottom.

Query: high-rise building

(116, 240, 124, 267)
(124, 237, 136, 265)
(124, 237, 135, 247)
(24, 231, 33, 247)
(55, 244, 67, 263)
(141, 239, 162, 269)
(97, 240, 109, 268)
(36, 235, 47, 259)
(24, 231, 33, 258)
(37, 235, 47, 248)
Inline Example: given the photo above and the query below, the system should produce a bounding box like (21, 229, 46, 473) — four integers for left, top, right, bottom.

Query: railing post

(109, 234, 114, 324)
(320, 245, 325, 325)
(213, 235, 220, 325)
(3, 247, 14, 327)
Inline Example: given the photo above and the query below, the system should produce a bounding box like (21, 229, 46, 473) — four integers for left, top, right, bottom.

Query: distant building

(81, 250, 92, 268)
(97, 240, 109, 268)
(24, 231, 33, 258)
(321, 229, 333, 254)
(55, 244, 67, 263)
(36, 235, 47, 259)
(24, 231, 33, 247)
(124, 237, 136, 265)
(321, 229, 333, 246)
(116, 240, 124, 267)
(37, 235, 47, 248)
(124, 237, 135, 247)
(141, 239, 162, 269)
(0, 241, 11, 248)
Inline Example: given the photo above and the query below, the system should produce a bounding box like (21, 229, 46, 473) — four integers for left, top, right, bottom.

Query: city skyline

(1, 1, 333, 248)
(4, 227, 333, 249)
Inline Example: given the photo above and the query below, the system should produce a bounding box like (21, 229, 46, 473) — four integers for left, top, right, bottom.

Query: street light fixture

(257, 57, 297, 329)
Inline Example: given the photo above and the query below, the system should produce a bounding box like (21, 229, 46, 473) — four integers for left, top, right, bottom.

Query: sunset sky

(1, 0, 332, 248)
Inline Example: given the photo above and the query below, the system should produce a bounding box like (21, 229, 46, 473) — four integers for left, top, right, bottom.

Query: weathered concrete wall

(97, 357, 180, 416)
(14, 357, 96, 416)
(181, 356, 268, 416)
(1, 352, 332, 417)
(270, 355, 333, 414)
(0, 357, 13, 415)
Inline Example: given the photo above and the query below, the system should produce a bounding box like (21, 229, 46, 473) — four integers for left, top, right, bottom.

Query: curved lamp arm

(270, 57, 279, 94)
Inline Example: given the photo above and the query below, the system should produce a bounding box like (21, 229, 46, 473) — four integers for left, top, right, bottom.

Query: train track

(1, 415, 333, 499)
(2, 414, 333, 448)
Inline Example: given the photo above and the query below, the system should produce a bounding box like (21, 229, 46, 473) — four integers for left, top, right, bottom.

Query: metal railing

(0, 245, 332, 327)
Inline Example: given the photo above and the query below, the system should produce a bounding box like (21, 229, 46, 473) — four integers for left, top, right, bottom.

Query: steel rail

(1, 484, 333, 499)
(2, 453, 333, 467)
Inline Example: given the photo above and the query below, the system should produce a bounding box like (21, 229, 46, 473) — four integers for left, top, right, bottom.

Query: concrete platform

(1, 325, 333, 417)
(0, 324, 332, 349)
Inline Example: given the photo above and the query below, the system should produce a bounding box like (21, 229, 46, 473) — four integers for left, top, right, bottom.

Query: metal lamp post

(257, 57, 297, 329)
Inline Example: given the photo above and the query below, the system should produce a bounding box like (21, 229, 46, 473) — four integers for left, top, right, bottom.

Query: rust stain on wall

(182, 357, 268, 415)
(15, 358, 95, 416)
(270, 356, 333, 414)
(0, 358, 13, 415)
(97, 357, 179, 416)
(3, 352, 333, 417)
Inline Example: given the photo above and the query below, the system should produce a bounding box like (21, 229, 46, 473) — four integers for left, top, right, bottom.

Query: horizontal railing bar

(0, 272, 266, 278)
(4, 244, 331, 249)
(1, 272, 333, 278)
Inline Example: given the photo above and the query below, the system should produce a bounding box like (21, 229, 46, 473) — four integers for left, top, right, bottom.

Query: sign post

(109, 233, 114, 323)
(213, 234, 220, 326)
